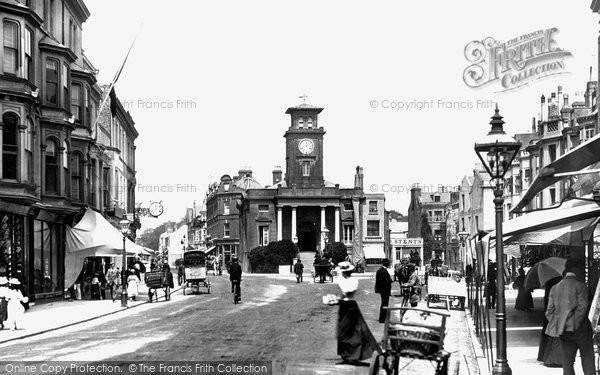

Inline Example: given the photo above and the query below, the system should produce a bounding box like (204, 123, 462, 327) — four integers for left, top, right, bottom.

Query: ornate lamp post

(474, 106, 521, 375)
(321, 228, 329, 256)
(119, 219, 131, 308)
(457, 229, 469, 273)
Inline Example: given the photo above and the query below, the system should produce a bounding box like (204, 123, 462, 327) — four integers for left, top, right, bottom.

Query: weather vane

(299, 94, 308, 104)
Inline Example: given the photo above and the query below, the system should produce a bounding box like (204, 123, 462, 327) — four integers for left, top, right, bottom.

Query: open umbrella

(523, 257, 567, 290)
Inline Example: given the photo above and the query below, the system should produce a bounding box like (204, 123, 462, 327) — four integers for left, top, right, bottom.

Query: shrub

(248, 240, 298, 272)
(248, 246, 277, 273)
(323, 242, 348, 265)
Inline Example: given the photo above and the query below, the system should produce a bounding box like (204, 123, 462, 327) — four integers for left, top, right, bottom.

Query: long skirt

(0, 297, 7, 323)
(515, 287, 533, 310)
(337, 299, 378, 361)
(537, 319, 563, 367)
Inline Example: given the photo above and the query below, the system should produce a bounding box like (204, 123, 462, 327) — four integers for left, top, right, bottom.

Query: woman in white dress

(126, 269, 140, 301)
(6, 278, 25, 331)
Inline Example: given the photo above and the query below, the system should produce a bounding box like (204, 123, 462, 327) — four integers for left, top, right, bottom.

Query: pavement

(0, 272, 483, 375)
(0, 279, 182, 345)
(477, 287, 594, 375)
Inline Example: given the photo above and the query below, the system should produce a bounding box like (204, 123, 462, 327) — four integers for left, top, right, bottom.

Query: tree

(389, 210, 408, 222)
(136, 221, 177, 251)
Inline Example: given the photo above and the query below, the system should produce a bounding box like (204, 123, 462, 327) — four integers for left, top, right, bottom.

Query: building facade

(0, 0, 138, 301)
(231, 103, 388, 272)
(407, 185, 458, 265)
(205, 169, 260, 266)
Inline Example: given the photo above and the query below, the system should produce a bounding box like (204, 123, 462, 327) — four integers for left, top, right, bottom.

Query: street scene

(2, 1, 600, 375)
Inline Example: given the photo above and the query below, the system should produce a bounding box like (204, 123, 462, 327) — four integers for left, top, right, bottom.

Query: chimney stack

(585, 81, 597, 108)
(557, 86, 563, 112)
(272, 166, 282, 185)
(354, 166, 364, 190)
(532, 117, 536, 133)
(540, 95, 546, 122)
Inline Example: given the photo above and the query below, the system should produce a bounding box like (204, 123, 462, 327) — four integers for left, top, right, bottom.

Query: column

(291, 207, 297, 243)
(277, 207, 283, 241)
(320, 206, 326, 250)
(334, 207, 340, 242)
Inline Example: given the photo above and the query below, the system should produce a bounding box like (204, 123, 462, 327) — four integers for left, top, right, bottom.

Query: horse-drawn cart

(182, 249, 211, 295)
(312, 263, 334, 283)
(426, 275, 467, 311)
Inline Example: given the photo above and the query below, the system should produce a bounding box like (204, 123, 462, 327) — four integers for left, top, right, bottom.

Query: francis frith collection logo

(463, 28, 572, 92)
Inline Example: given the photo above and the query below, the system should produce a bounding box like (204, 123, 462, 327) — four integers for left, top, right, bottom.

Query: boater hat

(0, 277, 8, 285)
(9, 278, 20, 285)
(336, 261, 355, 272)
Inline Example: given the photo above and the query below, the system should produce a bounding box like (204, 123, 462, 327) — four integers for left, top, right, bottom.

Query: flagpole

(91, 35, 138, 141)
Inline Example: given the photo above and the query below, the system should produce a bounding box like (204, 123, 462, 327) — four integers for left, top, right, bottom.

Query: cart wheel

(435, 355, 449, 375)
(391, 354, 400, 375)
(369, 353, 393, 375)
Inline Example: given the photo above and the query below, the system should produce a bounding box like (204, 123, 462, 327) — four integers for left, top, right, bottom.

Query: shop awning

(363, 244, 385, 259)
(491, 195, 600, 240)
(512, 133, 600, 213)
(64, 208, 150, 288)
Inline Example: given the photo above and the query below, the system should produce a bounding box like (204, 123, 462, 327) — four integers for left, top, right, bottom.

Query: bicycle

(232, 279, 241, 304)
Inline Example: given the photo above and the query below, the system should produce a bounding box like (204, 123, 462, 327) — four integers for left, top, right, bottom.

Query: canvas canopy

(363, 244, 385, 259)
(64, 208, 150, 288)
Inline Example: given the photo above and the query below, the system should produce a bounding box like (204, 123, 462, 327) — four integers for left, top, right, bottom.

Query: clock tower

(284, 103, 325, 188)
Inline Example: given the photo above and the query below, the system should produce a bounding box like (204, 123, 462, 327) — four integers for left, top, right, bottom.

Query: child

(6, 278, 26, 331)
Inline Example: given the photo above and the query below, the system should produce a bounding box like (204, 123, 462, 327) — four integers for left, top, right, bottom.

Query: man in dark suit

(229, 256, 242, 301)
(375, 258, 393, 323)
(545, 258, 595, 375)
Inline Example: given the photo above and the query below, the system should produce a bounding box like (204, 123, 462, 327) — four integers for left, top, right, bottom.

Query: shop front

(391, 238, 423, 266)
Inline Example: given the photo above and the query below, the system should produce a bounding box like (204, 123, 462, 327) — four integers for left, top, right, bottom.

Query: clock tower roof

(285, 103, 323, 115)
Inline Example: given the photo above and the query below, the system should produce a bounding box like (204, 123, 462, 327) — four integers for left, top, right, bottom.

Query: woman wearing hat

(0, 277, 9, 329)
(335, 261, 378, 364)
(6, 278, 26, 331)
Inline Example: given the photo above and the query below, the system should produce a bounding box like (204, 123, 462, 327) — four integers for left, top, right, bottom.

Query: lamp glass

(119, 219, 130, 235)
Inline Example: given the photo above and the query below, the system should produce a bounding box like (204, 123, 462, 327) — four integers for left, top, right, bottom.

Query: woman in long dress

(537, 276, 562, 367)
(0, 277, 9, 330)
(127, 269, 140, 301)
(513, 267, 533, 311)
(6, 278, 25, 331)
(335, 261, 378, 364)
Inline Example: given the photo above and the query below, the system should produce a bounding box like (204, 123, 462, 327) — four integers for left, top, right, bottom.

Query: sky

(81, 0, 600, 229)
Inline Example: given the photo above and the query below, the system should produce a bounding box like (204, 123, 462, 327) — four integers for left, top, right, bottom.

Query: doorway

(297, 222, 317, 253)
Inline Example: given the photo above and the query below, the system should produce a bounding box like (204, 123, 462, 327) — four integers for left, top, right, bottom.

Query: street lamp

(119, 218, 131, 308)
(457, 229, 469, 273)
(474, 105, 521, 375)
(321, 227, 329, 256)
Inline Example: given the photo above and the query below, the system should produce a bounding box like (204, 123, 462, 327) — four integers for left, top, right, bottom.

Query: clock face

(298, 139, 314, 155)
(148, 202, 164, 217)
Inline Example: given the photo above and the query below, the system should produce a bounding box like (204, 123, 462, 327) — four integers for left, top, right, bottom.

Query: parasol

(523, 257, 566, 290)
